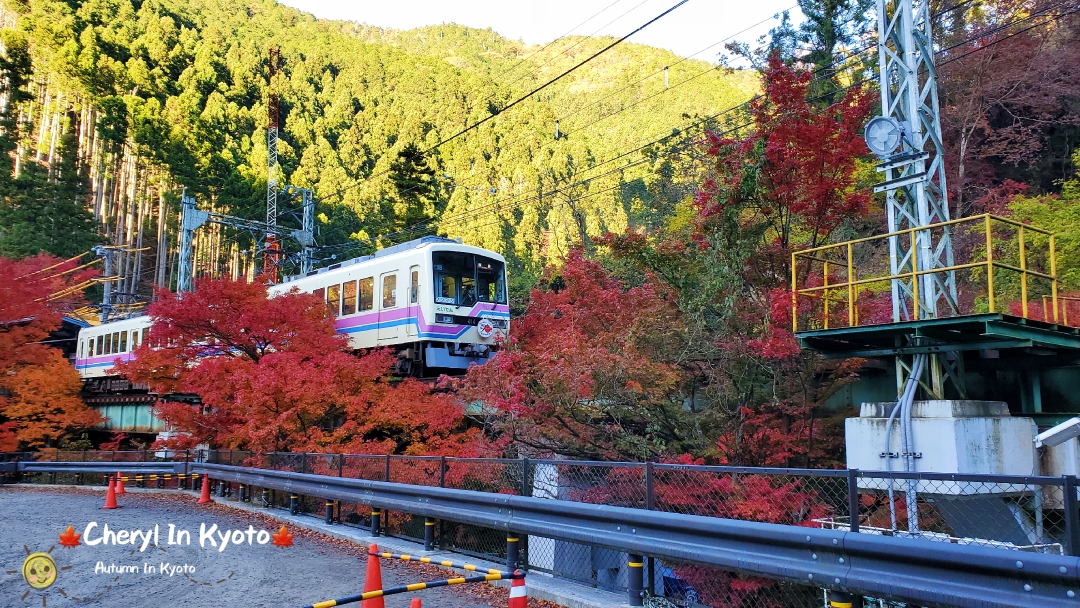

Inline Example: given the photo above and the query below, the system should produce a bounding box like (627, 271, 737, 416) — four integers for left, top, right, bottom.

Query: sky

(278, 0, 803, 62)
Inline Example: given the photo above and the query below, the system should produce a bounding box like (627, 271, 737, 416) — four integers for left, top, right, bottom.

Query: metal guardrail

(14, 461, 186, 474)
(194, 462, 1080, 608)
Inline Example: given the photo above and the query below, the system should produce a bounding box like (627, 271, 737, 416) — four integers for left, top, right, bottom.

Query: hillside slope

(0, 0, 756, 302)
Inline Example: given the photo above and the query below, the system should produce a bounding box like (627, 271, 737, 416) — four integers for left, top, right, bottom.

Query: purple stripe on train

(335, 303, 508, 336)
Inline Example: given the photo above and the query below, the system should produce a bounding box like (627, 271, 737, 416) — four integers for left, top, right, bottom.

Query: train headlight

(435, 314, 454, 324)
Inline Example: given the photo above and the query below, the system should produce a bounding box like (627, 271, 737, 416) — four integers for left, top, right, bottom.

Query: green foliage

(4, 0, 754, 284)
(0, 29, 101, 259)
(1010, 152, 1080, 291)
(0, 132, 102, 259)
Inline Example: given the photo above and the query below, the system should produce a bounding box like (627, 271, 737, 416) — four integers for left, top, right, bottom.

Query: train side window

(113, 332, 121, 353)
(141, 328, 148, 344)
(120, 331, 128, 353)
(383, 275, 397, 309)
(132, 330, 139, 348)
(96, 335, 103, 356)
(313, 287, 324, 301)
(410, 271, 418, 304)
(342, 280, 357, 315)
(77, 340, 83, 359)
(327, 284, 342, 317)
(359, 278, 374, 311)
(89, 338, 95, 357)
(105, 333, 113, 355)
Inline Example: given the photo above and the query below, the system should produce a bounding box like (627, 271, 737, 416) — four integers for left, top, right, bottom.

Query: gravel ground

(0, 485, 504, 608)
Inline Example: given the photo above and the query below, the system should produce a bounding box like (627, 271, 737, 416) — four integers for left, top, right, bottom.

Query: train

(73, 236, 510, 383)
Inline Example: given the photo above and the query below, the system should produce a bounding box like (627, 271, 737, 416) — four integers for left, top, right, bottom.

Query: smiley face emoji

(21, 553, 57, 590)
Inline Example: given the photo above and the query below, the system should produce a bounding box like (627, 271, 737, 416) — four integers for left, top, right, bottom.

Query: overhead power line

(556, 7, 796, 125)
(488, 0, 629, 85)
(319, 0, 1068, 260)
(314, 0, 691, 207)
(495, 0, 654, 95)
(423, 0, 693, 153)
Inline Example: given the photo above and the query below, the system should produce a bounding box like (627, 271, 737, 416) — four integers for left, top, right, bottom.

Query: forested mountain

(0, 0, 756, 306)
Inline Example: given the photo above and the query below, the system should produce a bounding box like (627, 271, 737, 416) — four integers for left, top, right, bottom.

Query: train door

(378, 272, 399, 342)
(406, 266, 419, 337)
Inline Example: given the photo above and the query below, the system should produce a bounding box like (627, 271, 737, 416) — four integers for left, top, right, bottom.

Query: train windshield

(433, 251, 506, 307)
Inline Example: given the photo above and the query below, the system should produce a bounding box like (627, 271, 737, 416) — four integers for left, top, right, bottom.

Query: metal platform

(796, 313, 1080, 359)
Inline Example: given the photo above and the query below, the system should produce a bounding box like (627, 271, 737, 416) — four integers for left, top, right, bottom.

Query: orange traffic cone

(508, 572, 526, 608)
(361, 543, 384, 608)
(409, 599, 422, 608)
(197, 475, 213, 504)
(115, 471, 126, 494)
(102, 476, 119, 509)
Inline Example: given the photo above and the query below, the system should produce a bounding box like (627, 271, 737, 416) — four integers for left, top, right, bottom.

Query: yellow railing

(791, 214, 1059, 332)
(1044, 295, 1080, 326)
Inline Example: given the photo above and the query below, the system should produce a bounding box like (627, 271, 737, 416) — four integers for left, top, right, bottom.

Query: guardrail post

(262, 488, 271, 507)
(290, 493, 299, 515)
(1065, 475, 1080, 556)
(506, 534, 520, 571)
(627, 553, 644, 606)
(424, 517, 436, 551)
(385, 454, 391, 482)
(371, 508, 382, 537)
(829, 590, 854, 607)
(325, 500, 335, 524)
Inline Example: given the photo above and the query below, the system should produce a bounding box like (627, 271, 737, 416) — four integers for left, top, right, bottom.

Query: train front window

(476, 256, 506, 304)
(433, 251, 505, 306)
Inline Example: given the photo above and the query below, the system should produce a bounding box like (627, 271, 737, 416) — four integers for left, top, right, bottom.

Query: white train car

(272, 236, 510, 375)
(72, 236, 508, 382)
(74, 315, 154, 380)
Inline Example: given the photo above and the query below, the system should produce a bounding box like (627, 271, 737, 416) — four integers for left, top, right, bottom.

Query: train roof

(281, 235, 503, 284)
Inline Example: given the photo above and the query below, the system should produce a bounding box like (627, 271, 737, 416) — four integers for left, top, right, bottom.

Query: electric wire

(318, 0, 1065, 260)
(487, 0, 629, 86)
(555, 7, 796, 124)
(312, 0, 692, 206)
(421, 0, 692, 153)
(496, 0, 656, 95)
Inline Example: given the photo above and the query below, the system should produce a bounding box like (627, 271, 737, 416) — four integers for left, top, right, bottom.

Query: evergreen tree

(0, 131, 101, 259)
(389, 143, 439, 231)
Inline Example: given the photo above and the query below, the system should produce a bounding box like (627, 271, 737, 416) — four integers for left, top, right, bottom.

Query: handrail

(791, 214, 1061, 331)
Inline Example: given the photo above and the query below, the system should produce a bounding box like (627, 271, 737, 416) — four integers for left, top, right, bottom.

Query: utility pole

(92, 245, 115, 322)
(266, 46, 281, 281)
(177, 189, 313, 293)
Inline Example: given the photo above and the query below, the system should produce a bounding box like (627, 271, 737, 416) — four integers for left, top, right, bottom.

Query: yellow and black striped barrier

(377, 552, 503, 575)
(100, 472, 198, 488)
(301, 570, 524, 608)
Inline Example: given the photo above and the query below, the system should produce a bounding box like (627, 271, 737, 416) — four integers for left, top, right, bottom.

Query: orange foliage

(0, 254, 101, 451)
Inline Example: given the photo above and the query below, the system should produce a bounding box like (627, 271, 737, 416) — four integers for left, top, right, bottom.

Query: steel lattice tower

(875, 0, 961, 396)
(265, 47, 281, 278)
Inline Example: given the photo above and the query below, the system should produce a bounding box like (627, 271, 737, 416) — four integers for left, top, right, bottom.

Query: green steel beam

(809, 339, 1033, 359)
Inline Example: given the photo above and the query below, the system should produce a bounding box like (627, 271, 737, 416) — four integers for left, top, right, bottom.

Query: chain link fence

(5, 449, 1078, 607)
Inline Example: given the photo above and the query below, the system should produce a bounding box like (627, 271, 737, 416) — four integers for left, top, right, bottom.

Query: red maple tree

(0, 254, 101, 451)
(456, 251, 687, 460)
(118, 277, 486, 455)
